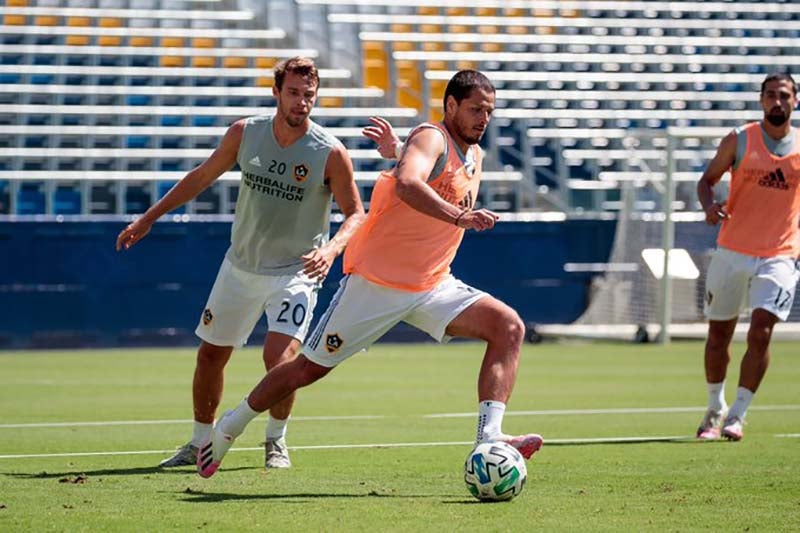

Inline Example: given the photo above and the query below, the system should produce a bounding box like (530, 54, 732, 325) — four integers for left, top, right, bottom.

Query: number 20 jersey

(227, 115, 339, 275)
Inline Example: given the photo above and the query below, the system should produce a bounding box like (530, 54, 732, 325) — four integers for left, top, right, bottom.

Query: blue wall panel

(0, 220, 616, 349)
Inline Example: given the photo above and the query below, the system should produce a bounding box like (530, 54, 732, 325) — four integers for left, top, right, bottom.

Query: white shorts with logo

(195, 258, 320, 347)
(303, 273, 488, 367)
(704, 247, 800, 321)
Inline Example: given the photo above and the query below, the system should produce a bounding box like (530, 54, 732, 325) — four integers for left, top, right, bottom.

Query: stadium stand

(2, 0, 800, 215)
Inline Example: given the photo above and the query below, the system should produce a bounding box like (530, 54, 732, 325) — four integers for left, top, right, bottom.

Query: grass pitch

(1, 341, 799, 531)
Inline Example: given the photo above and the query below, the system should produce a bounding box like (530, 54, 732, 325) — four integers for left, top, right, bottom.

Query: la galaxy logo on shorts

(325, 333, 343, 354)
(202, 308, 214, 326)
(294, 164, 309, 183)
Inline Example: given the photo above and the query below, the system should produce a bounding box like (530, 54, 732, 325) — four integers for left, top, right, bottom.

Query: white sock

(707, 381, 727, 412)
(728, 387, 754, 421)
(191, 421, 213, 447)
(476, 400, 506, 443)
(265, 415, 289, 441)
(218, 397, 260, 438)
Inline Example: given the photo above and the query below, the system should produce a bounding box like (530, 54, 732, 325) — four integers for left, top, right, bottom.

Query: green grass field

(1, 341, 799, 531)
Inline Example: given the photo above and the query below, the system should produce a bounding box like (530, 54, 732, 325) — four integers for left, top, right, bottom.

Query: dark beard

(766, 112, 789, 127)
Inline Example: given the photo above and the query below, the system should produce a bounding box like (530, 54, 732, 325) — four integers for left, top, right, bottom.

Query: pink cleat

(721, 416, 744, 441)
(696, 408, 727, 440)
(498, 433, 544, 460)
(197, 426, 235, 478)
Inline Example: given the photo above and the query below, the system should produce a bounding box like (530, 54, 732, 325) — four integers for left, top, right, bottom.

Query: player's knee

(746, 324, 773, 352)
(295, 355, 332, 387)
(197, 342, 232, 370)
(487, 310, 525, 349)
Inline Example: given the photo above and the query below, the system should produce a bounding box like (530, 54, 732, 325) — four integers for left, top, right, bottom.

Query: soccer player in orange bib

(695, 73, 800, 441)
(196, 70, 543, 478)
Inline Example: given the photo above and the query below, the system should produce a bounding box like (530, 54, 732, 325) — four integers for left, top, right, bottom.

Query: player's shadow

(177, 490, 455, 503)
(4, 466, 251, 479)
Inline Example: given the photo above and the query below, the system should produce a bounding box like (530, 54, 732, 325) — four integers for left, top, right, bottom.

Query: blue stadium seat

(192, 116, 216, 127)
(124, 185, 152, 214)
(126, 136, 150, 148)
(17, 184, 46, 215)
(53, 187, 82, 214)
(0, 180, 9, 214)
(161, 116, 184, 127)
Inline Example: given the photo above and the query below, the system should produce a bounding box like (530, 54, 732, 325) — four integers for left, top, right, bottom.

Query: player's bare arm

(116, 120, 245, 251)
(362, 116, 402, 159)
(301, 143, 366, 280)
(395, 129, 498, 232)
(697, 130, 737, 226)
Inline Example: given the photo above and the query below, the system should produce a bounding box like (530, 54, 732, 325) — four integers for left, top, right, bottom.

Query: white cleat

(264, 437, 291, 469)
(696, 407, 727, 440)
(197, 425, 235, 478)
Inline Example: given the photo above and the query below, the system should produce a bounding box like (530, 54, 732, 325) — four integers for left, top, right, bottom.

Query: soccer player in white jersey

(116, 57, 365, 468)
(695, 73, 800, 441)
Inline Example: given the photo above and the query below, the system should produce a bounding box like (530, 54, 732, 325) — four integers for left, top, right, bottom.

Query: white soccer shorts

(303, 273, 488, 367)
(704, 247, 800, 321)
(195, 258, 320, 347)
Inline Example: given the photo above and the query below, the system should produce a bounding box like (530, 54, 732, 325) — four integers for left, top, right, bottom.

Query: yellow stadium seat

(396, 59, 422, 111)
(192, 38, 215, 49)
(533, 8, 554, 17)
(416, 6, 438, 16)
(256, 77, 272, 88)
(255, 57, 277, 69)
(223, 56, 247, 68)
(130, 36, 153, 47)
(161, 37, 184, 48)
(503, 8, 526, 16)
(480, 42, 503, 53)
(474, 7, 497, 16)
(508, 26, 528, 35)
(192, 56, 216, 68)
(318, 97, 344, 108)
(363, 42, 389, 90)
(562, 9, 580, 18)
(455, 60, 477, 71)
(8, 0, 28, 5)
(98, 35, 122, 46)
(451, 42, 474, 53)
(390, 23, 412, 33)
(67, 17, 90, 27)
(419, 24, 441, 34)
(422, 41, 445, 52)
(99, 18, 122, 28)
(160, 56, 185, 67)
(429, 79, 448, 101)
(34, 15, 59, 26)
(428, 108, 444, 123)
(392, 41, 414, 52)
(445, 7, 468, 16)
(66, 35, 90, 46)
(4, 15, 27, 25)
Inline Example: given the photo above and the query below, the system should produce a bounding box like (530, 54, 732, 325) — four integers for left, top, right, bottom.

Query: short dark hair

(443, 70, 495, 110)
(274, 57, 319, 91)
(761, 72, 797, 96)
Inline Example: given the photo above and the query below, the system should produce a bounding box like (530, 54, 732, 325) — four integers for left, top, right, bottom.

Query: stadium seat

(17, 183, 46, 214)
(53, 185, 82, 214)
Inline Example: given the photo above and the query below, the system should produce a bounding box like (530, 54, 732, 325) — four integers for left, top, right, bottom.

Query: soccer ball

(464, 441, 527, 502)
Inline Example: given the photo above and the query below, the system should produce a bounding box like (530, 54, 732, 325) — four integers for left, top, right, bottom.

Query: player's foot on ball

(696, 407, 727, 440)
(496, 433, 543, 460)
(721, 415, 744, 441)
(264, 437, 291, 469)
(159, 442, 198, 467)
(197, 425, 235, 478)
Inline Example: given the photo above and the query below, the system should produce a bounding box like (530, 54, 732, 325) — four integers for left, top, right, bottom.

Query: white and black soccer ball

(464, 441, 527, 502)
